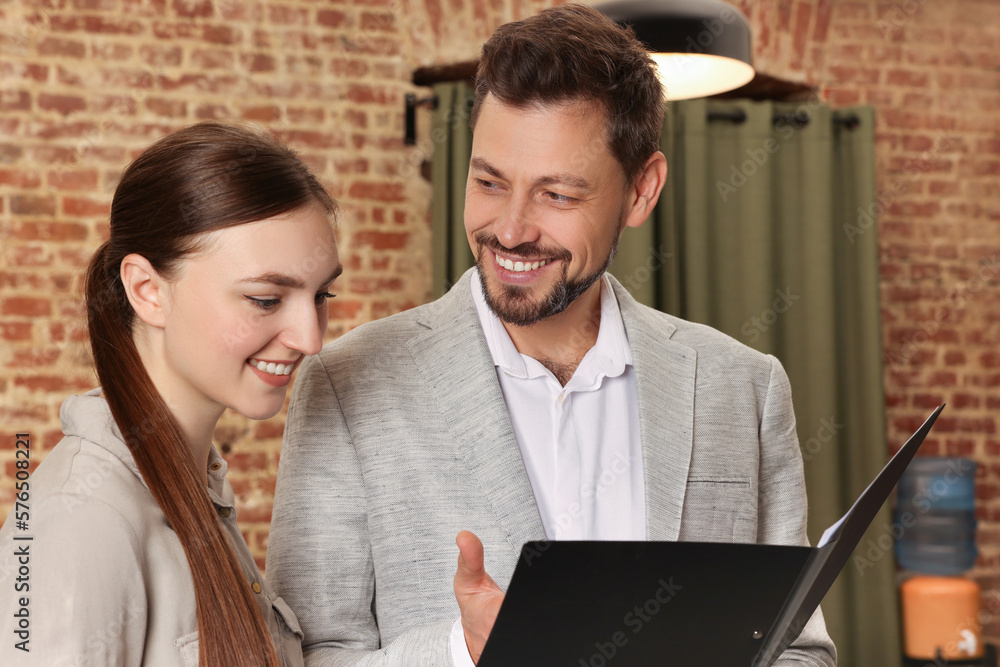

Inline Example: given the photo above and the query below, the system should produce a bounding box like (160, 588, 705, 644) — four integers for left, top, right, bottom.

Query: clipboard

(478, 405, 944, 667)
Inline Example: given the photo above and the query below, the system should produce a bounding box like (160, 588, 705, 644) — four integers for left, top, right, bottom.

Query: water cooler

(895, 457, 990, 665)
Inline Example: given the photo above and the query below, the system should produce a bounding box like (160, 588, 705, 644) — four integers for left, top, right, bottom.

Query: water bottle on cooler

(894, 457, 981, 662)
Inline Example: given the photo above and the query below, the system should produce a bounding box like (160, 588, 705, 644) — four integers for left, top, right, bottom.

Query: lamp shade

(596, 0, 755, 100)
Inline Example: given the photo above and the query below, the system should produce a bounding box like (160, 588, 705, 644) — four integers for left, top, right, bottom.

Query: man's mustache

(474, 232, 572, 263)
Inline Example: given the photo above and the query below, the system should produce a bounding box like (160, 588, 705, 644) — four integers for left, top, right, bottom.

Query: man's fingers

(455, 530, 486, 584)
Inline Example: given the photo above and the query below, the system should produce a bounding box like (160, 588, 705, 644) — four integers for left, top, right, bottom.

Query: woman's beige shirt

(0, 389, 305, 666)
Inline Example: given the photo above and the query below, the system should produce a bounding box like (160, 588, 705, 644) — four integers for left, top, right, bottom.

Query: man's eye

(477, 179, 499, 190)
(545, 191, 574, 203)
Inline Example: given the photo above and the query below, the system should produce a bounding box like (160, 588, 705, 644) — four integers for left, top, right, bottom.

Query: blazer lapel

(611, 278, 696, 542)
(407, 270, 545, 555)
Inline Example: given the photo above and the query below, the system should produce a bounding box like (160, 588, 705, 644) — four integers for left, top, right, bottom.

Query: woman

(0, 122, 341, 666)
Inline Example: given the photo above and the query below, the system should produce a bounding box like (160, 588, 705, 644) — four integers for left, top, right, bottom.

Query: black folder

(478, 405, 944, 667)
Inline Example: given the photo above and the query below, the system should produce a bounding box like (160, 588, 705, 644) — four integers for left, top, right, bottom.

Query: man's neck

(501, 279, 603, 385)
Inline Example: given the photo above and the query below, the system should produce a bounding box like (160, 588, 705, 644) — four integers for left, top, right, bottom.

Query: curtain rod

(406, 96, 860, 144)
(707, 108, 862, 129)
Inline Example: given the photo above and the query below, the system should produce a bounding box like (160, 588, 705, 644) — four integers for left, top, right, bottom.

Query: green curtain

(431, 84, 895, 667)
(431, 82, 476, 297)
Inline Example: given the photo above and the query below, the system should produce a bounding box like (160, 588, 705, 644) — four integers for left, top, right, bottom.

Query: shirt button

(252, 582, 262, 594)
(209, 462, 222, 471)
(218, 507, 231, 518)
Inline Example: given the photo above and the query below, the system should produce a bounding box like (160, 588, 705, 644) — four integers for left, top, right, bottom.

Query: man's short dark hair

(471, 3, 665, 184)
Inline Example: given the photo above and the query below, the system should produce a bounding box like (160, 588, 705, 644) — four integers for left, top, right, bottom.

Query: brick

(202, 24, 242, 45)
(139, 44, 183, 67)
(12, 222, 89, 242)
(0, 323, 32, 341)
(268, 5, 308, 25)
(360, 11, 395, 33)
(243, 53, 277, 73)
(195, 103, 230, 120)
(62, 196, 110, 217)
(0, 143, 23, 163)
(11, 194, 56, 216)
(91, 42, 134, 60)
(47, 169, 99, 191)
(349, 277, 404, 295)
(191, 48, 234, 70)
(172, 0, 213, 18)
(241, 105, 281, 122)
(317, 9, 348, 28)
(944, 351, 967, 366)
(886, 69, 931, 87)
(0, 169, 41, 188)
(145, 97, 188, 117)
(1, 297, 51, 317)
(352, 231, 409, 250)
(0, 90, 30, 111)
(14, 375, 94, 393)
(37, 36, 86, 58)
(347, 181, 404, 202)
(83, 15, 144, 35)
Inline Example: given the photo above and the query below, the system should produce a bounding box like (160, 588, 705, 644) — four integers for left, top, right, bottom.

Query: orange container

(901, 575, 982, 660)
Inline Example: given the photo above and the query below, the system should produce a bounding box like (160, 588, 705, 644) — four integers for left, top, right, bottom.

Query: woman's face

(152, 204, 341, 423)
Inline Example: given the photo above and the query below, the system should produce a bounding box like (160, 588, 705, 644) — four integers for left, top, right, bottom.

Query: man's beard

(474, 222, 623, 327)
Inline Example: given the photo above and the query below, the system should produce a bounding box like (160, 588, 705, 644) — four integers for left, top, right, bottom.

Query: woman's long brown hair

(84, 122, 335, 666)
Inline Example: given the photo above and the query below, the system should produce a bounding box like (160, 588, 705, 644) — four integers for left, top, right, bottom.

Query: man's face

(464, 94, 632, 327)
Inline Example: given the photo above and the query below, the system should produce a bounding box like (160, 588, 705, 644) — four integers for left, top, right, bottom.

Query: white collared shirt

(450, 270, 646, 666)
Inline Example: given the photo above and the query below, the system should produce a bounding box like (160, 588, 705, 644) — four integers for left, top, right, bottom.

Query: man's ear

(120, 253, 169, 329)
(622, 151, 668, 229)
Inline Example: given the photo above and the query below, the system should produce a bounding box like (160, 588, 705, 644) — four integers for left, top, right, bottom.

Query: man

(267, 4, 836, 666)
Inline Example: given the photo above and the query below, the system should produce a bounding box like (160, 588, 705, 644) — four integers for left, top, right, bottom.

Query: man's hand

(454, 530, 505, 664)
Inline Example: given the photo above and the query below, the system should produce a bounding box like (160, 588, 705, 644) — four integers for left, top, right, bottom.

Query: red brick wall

(2, 0, 999, 642)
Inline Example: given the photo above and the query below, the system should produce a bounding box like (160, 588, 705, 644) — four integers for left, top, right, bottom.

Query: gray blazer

(267, 270, 836, 666)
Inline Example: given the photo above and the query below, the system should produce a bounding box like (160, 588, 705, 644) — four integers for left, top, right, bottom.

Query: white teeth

(249, 359, 294, 376)
(495, 253, 551, 273)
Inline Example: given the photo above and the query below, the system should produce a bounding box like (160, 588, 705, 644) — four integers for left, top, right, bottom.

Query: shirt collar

(61, 388, 234, 508)
(470, 269, 632, 387)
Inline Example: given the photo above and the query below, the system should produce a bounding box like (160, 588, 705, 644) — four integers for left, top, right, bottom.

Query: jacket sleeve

(267, 354, 455, 667)
(758, 355, 837, 667)
(0, 493, 148, 666)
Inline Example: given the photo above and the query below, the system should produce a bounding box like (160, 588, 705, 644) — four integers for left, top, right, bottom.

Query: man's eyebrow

(470, 157, 503, 179)
(536, 173, 591, 191)
(470, 157, 591, 191)
(239, 265, 343, 289)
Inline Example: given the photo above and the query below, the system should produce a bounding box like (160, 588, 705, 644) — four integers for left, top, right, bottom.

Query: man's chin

(482, 277, 565, 327)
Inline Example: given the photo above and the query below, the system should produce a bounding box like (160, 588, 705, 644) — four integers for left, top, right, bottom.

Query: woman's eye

(246, 296, 280, 310)
(315, 291, 336, 305)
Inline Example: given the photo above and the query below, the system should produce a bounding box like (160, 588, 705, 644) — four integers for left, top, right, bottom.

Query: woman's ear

(121, 254, 169, 329)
